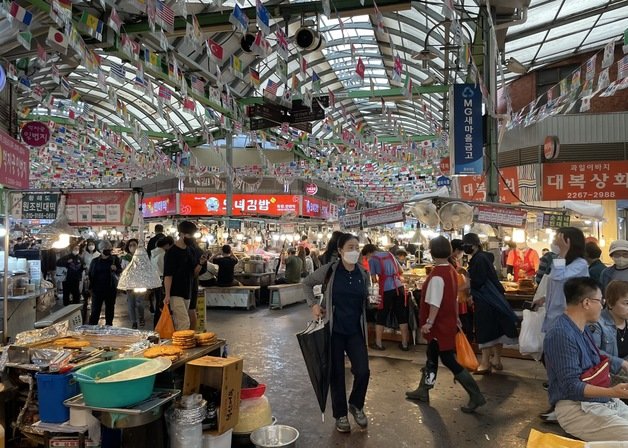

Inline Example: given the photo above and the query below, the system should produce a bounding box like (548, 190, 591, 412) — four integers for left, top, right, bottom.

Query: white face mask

(550, 243, 561, 255)
(342, 250, 361, 265)
(88, 245, 95, 251)
(613, 256, 628, 269)
(72, 250, 79, 255)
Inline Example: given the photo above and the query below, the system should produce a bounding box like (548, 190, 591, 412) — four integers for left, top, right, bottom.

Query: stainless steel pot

(250, 425, 299, 448)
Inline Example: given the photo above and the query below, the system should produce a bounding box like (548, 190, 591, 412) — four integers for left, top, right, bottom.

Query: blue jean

(127, 291, 145, 325)
(330, 331, 370, 418)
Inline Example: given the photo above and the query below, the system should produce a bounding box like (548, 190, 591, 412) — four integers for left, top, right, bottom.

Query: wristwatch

(426, 319, 433, 324)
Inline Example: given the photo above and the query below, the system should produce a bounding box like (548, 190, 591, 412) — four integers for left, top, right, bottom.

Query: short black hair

(177, 220, 197, 235)
(585, 241, 602, 260)
(462, 233, 481, 247)
(155, 224, 164, 232)
(301, 235, 308, 241)
(157, 236, 174, 248)
(287, 247, 296, 254)
(361, 244, 378, 256)
(564, 277, 601, 305)
(305, 247, 311, 256)
(429, 236, 452, 259)
(396, 249, 408, 257)
(451, 239, 464, 252)
(337, 233, 358, 250)
(222, 244, 232, 254)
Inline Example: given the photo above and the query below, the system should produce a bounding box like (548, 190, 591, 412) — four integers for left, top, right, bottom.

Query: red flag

(300, 55, 307, 77)
(328, 89, 335, 110)
(207, 38, 223, 61)
(356, 57, 365, 80)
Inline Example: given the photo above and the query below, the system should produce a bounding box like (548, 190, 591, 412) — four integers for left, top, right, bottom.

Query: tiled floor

(99, 295, 567, 447)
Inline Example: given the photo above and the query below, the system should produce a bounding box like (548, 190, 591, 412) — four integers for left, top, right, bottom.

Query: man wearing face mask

(600, 240, 628, 293)
(56, 244, 85, 306)
(163, 221, 206, 330)
(88, 241, 122, 326)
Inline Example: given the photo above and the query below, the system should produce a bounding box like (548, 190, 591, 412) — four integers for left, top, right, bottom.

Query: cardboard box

(183, 356, 243, 435)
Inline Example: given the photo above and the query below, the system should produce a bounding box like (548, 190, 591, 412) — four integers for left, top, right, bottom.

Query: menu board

(361, 204, 405, 228)
(476, 205, 527, 229)
(65, 191, 135, 226)
(542, 213, 571, 229)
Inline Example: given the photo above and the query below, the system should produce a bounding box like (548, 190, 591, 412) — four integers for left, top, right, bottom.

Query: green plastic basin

(74, 358, 155, 408)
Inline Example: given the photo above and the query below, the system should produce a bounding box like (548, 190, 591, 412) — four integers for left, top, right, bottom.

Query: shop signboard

(542, 212, 571, 229)
(499, 166, 519, 203)
(340, 212, 361, 229)
(142, 194, 177, 218)
(439, 157, 451, 176)
(543, 136, 560, 160)
(455, 168, 520, 203)
(345, 198, 358, 211)
(178, 193, 300, 217)
(65, 191, 136, 226)
(0, 128, 30, 189)
(542, 161, 628, 201)
(362, 204, 405, 228)
(305, 183, 318, 195)
(476, 205, 527, 229)
(455, 175, 486, 201)
(452, 84, 483, 175)
(21, 192, 59, 220)
(302, 196, 332, 219)
(21, 121, 50, 147)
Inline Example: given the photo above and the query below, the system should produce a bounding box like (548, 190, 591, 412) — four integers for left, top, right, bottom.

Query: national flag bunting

(108, 8, 123, 34)
(300, 55, 307, 78)
(110, 62, 126, 83)
(264, 79, 279, 97)
(355, 57, 365, 81)
(46, 27, 68, 54)
(80, 11, 104, 41)
(9, 2, 33, 27)
(158, 84, 172, 102)
(191, 75, 205, 94)
(249, 68, 260, 89)
(156, 1, 174, 32)
(17, 30, 32, 50)
(207, 38, 223, 61)
(312, 71, 320, 92)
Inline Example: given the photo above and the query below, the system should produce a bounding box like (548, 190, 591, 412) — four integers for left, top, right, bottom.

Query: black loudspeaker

(240, 33, 256, 53)
(295, 27, 324, 51)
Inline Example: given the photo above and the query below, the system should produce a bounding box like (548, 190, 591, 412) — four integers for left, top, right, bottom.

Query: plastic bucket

(250, 425, 299, 448)
(36, 372, 80, 423)
(74, 358, 155, 408)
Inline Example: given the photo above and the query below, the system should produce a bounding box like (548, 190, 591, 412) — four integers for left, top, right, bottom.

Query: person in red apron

(406, 236, 486, 413)
(507, 246, 540, 282)
(362, 244, 409, 351)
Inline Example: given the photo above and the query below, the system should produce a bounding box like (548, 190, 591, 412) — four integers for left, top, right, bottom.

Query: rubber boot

(406, 362, 437, 403)
(454, 370, 487, 413)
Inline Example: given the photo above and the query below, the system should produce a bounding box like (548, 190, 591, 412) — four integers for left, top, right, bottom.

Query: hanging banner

(65, 190, 136, 226)
(476, 205, 527, 229)
(452, 84, 483, 175)
(21, 192, 59, 220)
(301, 196, 333, 219)
(542, 161, 628, 201)
(340, 212, 361, 229)
(142, 193, 177, 218)
(21, 121, 51, 147)
(499, 166, 519, 203)
(362, 204, 405, 228)
(0, 128, 30, 189)
(179, 193, 300, 217)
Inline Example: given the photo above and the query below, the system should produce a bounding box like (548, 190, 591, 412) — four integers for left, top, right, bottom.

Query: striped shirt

(535, 251, 557, 284)
(544, 314, 610, 407)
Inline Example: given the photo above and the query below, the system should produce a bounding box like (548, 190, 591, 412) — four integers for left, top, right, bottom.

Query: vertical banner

(452, 84, 483, 175)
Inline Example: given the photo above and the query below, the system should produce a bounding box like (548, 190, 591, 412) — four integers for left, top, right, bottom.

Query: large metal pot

(250, 425, 299, 448)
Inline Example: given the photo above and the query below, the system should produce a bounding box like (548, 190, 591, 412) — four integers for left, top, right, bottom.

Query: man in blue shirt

(544, 277, 628, 441)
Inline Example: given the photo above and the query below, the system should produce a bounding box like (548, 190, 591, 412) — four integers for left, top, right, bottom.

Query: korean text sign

(542, 161, 628, 200)
(452, 84, 483, 175)
(179, 193, 300, 216)
(22, 193, 59, 220)
(65, 191, 136, 226)
(142, 194, 177, 218)
(0, 128, 30, 189)
(301, 197, 332, 219)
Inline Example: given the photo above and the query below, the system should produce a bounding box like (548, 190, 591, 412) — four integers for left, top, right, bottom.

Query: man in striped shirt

(544, 277, 628, 441)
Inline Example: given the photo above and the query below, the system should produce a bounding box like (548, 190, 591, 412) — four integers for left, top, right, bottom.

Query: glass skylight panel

(557, 0, 609, 19)
(535, 30, 590, 61)
(545, 17, 602, 41)
(507, 1, 559, 34)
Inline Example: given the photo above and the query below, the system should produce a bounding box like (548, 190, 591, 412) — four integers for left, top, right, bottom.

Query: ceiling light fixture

(505, 57, 527, 74)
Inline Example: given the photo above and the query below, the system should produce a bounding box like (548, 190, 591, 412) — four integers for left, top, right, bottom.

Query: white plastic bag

(519, 307, 546, 360)
(533, 274, 549, 305)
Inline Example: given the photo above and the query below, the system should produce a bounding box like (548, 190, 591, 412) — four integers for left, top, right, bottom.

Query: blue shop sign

(436, 176, 451, 187)
(452, 84, 483, 175)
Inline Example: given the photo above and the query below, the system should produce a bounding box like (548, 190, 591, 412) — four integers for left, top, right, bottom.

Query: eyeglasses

(586, 297, 606, 306)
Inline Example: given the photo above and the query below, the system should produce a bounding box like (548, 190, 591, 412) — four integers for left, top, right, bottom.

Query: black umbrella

(296, 319, 330, 422)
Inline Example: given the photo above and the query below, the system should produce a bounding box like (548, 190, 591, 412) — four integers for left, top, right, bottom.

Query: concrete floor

(103, 296, 570, 447)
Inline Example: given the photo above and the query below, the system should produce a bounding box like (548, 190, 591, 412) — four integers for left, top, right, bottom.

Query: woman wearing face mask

(600, 240, 628, 293)
(588, 281, 628, 384)
(121, 239, 145, 329)
(88, 240, 122, 326)
(462, 233, 518, 374)
(303, 233, 371, 434)
(56, 244, 85, 306)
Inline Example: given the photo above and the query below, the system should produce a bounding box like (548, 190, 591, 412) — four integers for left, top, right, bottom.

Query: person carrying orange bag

(406, 236, 486, 413)
(155, 305, 175, 340)
(455, 331, 479, 371)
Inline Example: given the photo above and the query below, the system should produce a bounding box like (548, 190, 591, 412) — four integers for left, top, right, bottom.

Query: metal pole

(3, 190, 10, 343)
(225, 132, 234, 221)
(483, 5, 499, 203)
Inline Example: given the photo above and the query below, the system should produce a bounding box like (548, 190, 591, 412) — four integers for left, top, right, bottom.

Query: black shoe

(399, 343, 409, 352)
(543, 382, 549, 391)
(335, 416, 351, 433)
(349, 404, 368, 428)
(132, 322, 138, 329)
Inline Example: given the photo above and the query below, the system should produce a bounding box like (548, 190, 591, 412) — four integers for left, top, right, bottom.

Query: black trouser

(426, 339, 464, 376)
(153, 287, 165, 328)
(62, 280, 81, 306)
(376, 288, 408, 325)
(330, 331, 370, 419)
(89, 290, 117, 326)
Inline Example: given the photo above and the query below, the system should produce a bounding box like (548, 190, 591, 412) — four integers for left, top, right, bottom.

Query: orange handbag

(455, 331, 479, 371)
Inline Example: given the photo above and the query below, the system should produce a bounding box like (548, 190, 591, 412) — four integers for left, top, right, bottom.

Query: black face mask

(463, 244, 475, 255)
(183, 237, 196, 246)
(102, 249, 112, 256)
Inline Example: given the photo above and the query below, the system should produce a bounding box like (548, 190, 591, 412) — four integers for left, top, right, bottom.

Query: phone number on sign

(566, 191, 616, 199)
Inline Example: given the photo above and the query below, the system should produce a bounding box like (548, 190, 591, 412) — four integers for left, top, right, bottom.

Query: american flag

(619, 55, 628, 80)
(156, 1, 174, 32)
(264, 79, 279, 96)
(158, 84, 172, 102)
(191, 75, 205, 94)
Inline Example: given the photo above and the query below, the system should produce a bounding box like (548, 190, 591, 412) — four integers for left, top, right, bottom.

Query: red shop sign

(346, 198, 358, 211)
(0, 128, 30, 189)
(302, 196, 331, 219)
(542, 161, 628, 201)
(439, 157, 451, 176)
(21, 122, 50, 147)
(143, 194, 177, 218)
(179, 193, 300, 217)
(305, 183, 318, 195)
(455, 168, 520, 203)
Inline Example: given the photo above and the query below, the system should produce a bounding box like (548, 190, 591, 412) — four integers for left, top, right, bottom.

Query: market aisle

(195, 302, 568, 448)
